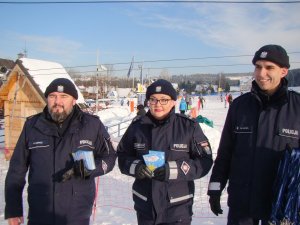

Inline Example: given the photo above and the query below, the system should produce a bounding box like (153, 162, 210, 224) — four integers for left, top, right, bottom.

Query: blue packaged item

(143, 150, 165, 172)
(72, 150, 96, 170)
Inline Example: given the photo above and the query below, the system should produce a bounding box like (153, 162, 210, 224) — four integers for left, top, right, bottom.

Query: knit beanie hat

(252, 44, 290, 68)
(146, 79, 177, 100)
(45, 78, 78, 99)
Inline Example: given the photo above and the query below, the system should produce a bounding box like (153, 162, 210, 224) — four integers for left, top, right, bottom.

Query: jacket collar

(251, 78, 288, 107)
(142, 107, 176, 127)
(35, 105, 83, 136)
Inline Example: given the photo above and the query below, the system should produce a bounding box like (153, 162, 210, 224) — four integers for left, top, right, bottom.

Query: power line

(26, 61, 300, 77)
(1, 0, 300, 4)
(24, 52, 300, 72)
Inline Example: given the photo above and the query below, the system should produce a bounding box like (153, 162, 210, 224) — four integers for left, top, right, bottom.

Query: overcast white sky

(1, 0, 300, 76)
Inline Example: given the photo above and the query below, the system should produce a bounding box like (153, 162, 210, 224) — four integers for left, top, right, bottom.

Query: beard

(48, 104, 73, 123)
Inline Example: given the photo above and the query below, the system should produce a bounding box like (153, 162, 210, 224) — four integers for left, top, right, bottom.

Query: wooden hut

(0, 58, 85, 160)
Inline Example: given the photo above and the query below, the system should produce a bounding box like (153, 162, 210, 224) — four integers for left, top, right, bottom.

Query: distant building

(240, 76, 253, 92)
(107, 90, 118, 99)
(0, 58, 15, 83)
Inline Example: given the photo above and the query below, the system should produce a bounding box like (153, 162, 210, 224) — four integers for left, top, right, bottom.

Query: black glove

(61, 159, 92, 182)
(73, 159, 92, 179)
(209, 195, 223, 216)
(135, 162, 152, 179)
(153, 165, 169, 181)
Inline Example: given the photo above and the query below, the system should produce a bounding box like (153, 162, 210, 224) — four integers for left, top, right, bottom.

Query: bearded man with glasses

(117, 79, 213, 225)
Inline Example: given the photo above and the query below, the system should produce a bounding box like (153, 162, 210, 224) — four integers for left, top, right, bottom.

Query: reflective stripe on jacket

(118, 109, 213, 223)
(5, 105, 116, 224)
(208, 79, 300, 219)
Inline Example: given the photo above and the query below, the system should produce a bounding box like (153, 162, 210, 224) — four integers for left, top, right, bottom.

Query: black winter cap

(146, 79, 177, 100)
(252, 44, 290, 68)
(45, 78, 78, 99)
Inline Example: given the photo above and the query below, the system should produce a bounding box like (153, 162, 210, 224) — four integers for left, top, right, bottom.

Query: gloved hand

(61, 159, 92, 182)
(153, 165, 168, 181)
(135, 162, 152, 179)
(209, 195, 223, 216)
(73, 159, 92, 179)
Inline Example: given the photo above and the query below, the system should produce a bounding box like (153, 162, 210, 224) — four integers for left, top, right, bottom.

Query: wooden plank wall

(4, 76, 45, 160)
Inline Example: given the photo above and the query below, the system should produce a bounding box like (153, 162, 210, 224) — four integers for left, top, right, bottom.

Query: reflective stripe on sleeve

(168, 161, 178, 180)
(129, 159, 141, 175)
(132, 190, 147, 201)
(208, 182, 221, 191)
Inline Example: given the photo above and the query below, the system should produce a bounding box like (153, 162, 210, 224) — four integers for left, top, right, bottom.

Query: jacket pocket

(28, 140, 50, 150)
(71, 184, 95, 218)
(273, 128, 299, 151)
(167, 181, 193, 206)
(233, 126, 253, 157)
(169, 142, 190, 161)
(132, 179, 152, 216)
(134, 142, 149, 157)
(28, 185, 52, 222)
(28, 139, 52, 164)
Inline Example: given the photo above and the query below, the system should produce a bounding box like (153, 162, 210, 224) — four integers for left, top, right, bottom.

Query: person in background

(5, 78, 116, 225)
(200, 96, 205, 109)
(224, 93, 228, 108)
(207, 44, 300, 225)
(179, 97, 188, 115)
(227, 93, 233, 106)
(187, 97, 193, 110)
(118, 79, 213, 225)
(136, 104, 146, 116)
(197, 96, 202, 113)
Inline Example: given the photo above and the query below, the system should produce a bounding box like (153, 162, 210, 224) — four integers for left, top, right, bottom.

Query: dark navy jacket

(5, 105, 116, 224)
(208, 79, 300, 219)
(117, 109, 213, 224)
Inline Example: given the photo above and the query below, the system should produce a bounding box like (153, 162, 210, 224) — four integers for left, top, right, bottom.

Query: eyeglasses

(149, 98, 172, 105)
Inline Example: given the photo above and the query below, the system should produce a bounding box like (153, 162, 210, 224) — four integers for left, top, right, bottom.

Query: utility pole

(132, 64, 135, 90)
(138, 64, 143, 85)
(96, 50, 99, 115)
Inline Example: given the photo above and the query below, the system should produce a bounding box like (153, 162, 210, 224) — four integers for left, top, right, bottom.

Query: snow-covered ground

(0, 94, 231, 225)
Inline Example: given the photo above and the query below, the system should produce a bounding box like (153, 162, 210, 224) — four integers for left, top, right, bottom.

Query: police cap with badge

(252, 44, 290, 68)
(146, 79, 177, 100)
(45, 78, 78, 99)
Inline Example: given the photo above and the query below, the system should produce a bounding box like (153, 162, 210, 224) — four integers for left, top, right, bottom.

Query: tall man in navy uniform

(208, 45, 300, 225)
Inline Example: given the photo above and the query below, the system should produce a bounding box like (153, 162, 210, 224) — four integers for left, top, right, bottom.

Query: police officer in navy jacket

(5, 78, 116, 225)
(208, 45, 300, 225)
(118, 79, 213, 225)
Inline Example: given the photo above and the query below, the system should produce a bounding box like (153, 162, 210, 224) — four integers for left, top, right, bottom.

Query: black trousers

(137, 213, 191, 225)
(227, 218, 269, 225)
(28, 218, 90, 225)
(227, 209, 269, 225)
